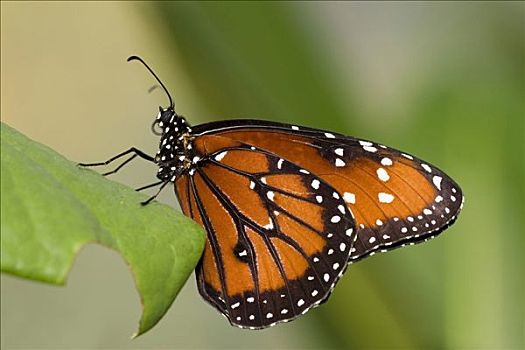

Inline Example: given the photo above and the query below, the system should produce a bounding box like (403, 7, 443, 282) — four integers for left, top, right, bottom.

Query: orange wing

(190, 120, 464, 262)
(175, 141, 355, 329)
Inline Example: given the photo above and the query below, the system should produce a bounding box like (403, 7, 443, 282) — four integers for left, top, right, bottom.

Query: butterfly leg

(78, 147, 155, 176)
(139, 167, 184, 205)
(140, 181, 170, 206)
(135, 180, 164, 192)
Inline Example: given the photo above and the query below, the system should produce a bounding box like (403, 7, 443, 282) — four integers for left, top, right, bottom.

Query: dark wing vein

(194, 168, 264, 322)
(189, 176, 231, 310)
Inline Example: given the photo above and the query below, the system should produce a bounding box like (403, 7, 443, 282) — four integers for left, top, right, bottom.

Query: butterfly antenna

(127, 55, 174, 109)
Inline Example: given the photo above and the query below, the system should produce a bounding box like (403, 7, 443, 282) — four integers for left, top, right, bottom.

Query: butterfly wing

(175, 140, 355, 329)
(190, 119, 464, 262)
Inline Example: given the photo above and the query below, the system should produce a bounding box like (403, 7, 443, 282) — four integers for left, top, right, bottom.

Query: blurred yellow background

(1, 2, 523, 349)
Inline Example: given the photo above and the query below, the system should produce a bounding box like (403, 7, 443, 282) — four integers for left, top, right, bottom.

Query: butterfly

(81, 56, 464, 330)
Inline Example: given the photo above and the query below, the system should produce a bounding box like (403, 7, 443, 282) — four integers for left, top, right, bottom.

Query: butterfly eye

(159, 107, 175, 124)
(154, 106, 174, 124)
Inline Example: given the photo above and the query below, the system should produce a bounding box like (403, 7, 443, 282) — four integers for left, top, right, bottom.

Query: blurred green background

(1, 2, 523, 349)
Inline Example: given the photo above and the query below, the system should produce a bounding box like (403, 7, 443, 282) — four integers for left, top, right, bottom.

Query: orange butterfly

(82, 56, 463, 329)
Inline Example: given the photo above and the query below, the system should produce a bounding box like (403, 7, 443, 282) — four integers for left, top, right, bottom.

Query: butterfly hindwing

(176, 140, 355, 329)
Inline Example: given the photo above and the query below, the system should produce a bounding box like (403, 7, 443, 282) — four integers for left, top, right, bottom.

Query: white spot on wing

(335, 158, 346, 167)
(323, 273, 330, 282)
(335, 148, 344, 156)
(215, 151, 228, 161)
(433, 176, 442, 190)
(331, 215, 341, 223)
(238, 250, 248, 257)
(325, 133, 336, 138)
(377, 168, 390, 182)
(421, 163, 432, 173)
(381, 157, 393, 166)
(311, 179, 320, 189)
(263, 218, 274, 230)
(343, 192, 356, 204)
(378, 192, 394, 203)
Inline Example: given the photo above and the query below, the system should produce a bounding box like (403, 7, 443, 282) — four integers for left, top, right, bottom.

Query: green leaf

(0, 122, 205, 336)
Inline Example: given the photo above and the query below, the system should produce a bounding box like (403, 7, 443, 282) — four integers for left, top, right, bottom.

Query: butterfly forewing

(176, 139, 355, 329)
(190, 119, 464, 262)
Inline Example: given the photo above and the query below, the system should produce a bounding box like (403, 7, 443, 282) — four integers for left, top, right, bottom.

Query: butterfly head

(151, 106, 177, 135)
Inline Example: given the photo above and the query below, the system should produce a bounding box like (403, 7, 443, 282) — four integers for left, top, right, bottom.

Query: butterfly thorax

(154, 108, 195, 182)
